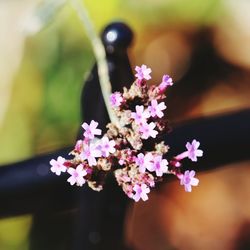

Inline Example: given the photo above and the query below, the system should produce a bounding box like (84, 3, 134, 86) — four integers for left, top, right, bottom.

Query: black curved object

(81, 22, 134, 131)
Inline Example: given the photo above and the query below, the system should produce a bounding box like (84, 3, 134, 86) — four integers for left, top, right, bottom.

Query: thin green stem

(70, 0, 120, 127)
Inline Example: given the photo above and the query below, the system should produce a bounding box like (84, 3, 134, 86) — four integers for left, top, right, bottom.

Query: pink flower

(131, 105, 150, 124)
(74, 140, 83, 152)
(147, 155, 168, 176)
(179, 170, 199, 192)
(175, 139, 203, 162)
(97, 136, 116, 157)
(139, 122, 158, 139)
(67, 164, 87, 186)
(148, 99, 166, 118)
(133, 183, 150, 202)
(158, 74, 173, 92)
(50, 156, 67, 176)
(110, 92, 123, 107)
(135, 152, 154, 173)
(186, 139, 203, 162)
(82, 120, 102, 140)
(80, 142, 102, 166)
(135, 65, 152, 80)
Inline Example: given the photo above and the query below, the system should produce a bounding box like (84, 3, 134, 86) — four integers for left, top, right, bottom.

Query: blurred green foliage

(0, 216, 31, 250)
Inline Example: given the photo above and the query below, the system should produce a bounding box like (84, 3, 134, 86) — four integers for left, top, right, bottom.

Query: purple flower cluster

(50, 65, 203, 201)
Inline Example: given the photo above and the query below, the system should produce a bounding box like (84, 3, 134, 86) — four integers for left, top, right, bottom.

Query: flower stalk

(70, 0, 120, 127)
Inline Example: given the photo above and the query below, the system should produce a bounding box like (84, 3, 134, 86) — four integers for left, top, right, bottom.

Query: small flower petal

(67, 164, 87, 186)
(133, 184, 150, 202)
(110, 92, 123, 107)
(131, 105, 150, 124)
(82, 120, 102, 140)
(97, 136, 116, 157)
(148, 99, 167, 118)
(147, 155, 168, 176)
(50, 156, 67, 176)
(135, 65, 152, 80)
(158, 74, 173, 92)
(135, 152, 154, 173)
(186, 139, 203, 162)
(80, 142, 102, 166)
(179, 170, 199, 192)
(139, 122, 158, 139)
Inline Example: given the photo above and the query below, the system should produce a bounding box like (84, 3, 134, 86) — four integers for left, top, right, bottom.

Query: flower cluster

(50, 65, 203, 202)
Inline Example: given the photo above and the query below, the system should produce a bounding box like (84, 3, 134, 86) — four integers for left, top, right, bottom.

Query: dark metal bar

(166, 109, 250, 170)
(0, 108, 249, 216)
(0, 148, 80, 218)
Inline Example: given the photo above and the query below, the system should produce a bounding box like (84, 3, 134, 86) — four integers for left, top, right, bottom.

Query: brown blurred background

(0, 0, 250, 249)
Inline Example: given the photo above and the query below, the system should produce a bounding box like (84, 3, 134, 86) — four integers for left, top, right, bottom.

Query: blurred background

(0, 0, 250, 249)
